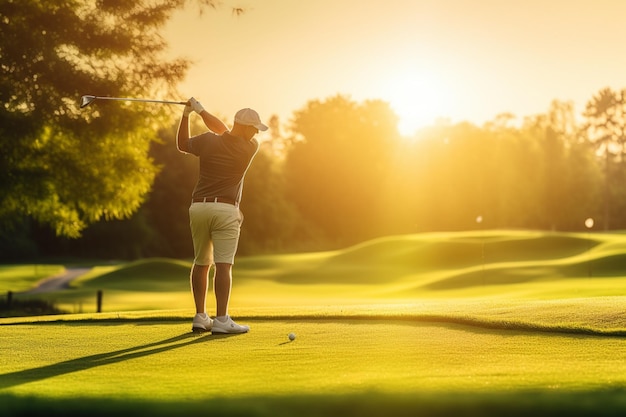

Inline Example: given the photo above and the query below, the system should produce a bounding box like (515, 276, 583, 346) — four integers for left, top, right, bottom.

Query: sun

(379, 72, 450, 136)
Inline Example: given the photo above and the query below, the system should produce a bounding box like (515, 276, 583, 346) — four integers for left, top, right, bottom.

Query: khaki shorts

(189, 202, 243, 265)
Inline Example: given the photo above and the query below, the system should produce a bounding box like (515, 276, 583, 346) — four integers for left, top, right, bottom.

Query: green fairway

(1, 230, 626, 415)
(5, 229, 626, 314)
(2, 318, 626, 397)
(1, 313, 625, 416)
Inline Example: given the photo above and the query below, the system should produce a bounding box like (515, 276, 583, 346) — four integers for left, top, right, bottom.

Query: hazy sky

(164, 0, 626, 135)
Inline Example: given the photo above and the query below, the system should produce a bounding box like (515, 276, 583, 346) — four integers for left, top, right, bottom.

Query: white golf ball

(288, 333, 296, 341)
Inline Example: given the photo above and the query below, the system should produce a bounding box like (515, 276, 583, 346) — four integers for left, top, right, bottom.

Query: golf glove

(190, 97, 205, 114)
(183, 100, 193, 117)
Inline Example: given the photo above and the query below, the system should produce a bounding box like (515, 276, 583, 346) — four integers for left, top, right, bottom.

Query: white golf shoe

(212, 315, 250, 334)
(191, 313, 213, 333)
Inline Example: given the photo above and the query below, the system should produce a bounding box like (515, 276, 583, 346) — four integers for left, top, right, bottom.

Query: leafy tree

(523, 101, 573, 230)
(523, 100, 602, 230)
(582, 87, 626, 229)
(397, 121, 485, 231)
(284, 95, 400, 247)
(238, 144, 304, 254)
(139, 124, 199, 258)
(0, 0, 216, 238)
(402, 117, 532, 232)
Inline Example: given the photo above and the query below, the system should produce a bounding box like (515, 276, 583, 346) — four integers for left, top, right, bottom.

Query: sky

(164, 0, 626, 136)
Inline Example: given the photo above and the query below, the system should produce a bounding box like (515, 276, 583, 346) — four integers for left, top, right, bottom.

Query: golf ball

(288, 333, 296, 341)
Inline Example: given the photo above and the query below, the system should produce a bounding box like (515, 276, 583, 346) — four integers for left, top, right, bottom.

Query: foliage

(521, 100, 601, 230)
(284, 95, 401, 246)
(3, 3, 626, 258)
(1, 3, 624, 257)
(239, 140, 307, 255)
(0, 0, 216, 238)
(138, 125, 199, 258)
(583, 87, 626, 229)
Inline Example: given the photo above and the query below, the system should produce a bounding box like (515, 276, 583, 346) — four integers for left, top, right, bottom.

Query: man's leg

(210, 207, 249, 333)
(212, 262, 249, 333)
(191, 263, 211, 314)
(214, 262, 232, 317)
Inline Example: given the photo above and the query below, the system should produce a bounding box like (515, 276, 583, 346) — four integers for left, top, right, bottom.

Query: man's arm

(190, 97, 229, 135)
(176, 101, 193, 153)
(177, 98, 229, 153)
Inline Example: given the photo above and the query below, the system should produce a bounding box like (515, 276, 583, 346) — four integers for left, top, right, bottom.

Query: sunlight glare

(380, 72, 450, 136)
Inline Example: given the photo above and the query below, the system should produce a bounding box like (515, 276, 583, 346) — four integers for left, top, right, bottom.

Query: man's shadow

(0, 331, 234, 389)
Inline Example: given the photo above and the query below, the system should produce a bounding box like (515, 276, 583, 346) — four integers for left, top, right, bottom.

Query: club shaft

(92, 96, 186, 105)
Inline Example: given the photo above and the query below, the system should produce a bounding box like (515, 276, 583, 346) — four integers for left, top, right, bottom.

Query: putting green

(1, 319, 624, 400)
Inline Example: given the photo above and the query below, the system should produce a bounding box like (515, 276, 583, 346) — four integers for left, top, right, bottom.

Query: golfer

(177, 97, 267, 334)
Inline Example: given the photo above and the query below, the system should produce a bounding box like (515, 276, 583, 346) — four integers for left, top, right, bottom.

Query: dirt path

(24, 267, 91, 294)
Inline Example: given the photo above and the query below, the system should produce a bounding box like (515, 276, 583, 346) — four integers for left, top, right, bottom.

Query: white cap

(234, 108, 268, 131)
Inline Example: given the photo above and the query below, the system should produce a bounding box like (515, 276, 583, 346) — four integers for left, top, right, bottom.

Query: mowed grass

(0, 317, 625, 413)
(1, 229, 626, 416)
(0, 315, 625, 416)
(8, 229, 626, 313)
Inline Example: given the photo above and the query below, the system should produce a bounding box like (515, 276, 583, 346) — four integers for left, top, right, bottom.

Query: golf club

(80, 95, 186, 109)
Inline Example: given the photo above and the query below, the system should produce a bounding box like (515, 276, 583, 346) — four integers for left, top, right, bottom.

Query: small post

(96, 290, 103, 313)
(585, 218, 594, 277)
(476, 215, 485, 284)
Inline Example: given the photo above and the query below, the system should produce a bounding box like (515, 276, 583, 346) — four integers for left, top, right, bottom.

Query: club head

(80, 95, 96, 109)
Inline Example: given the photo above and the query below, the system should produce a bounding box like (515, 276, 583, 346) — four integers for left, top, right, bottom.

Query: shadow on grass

(0, 331, 237, 390)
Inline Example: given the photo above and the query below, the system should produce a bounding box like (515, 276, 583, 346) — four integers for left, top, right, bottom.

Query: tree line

(3, 2, 626, 260)
(7, 88, 626, 261)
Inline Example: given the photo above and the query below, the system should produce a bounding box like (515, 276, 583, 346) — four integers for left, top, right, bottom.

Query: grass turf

(0, 317, 625, 416)
(1, 230, 626, 415)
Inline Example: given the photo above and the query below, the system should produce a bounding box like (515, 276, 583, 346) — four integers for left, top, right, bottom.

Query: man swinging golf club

(177, 97, 268, 334)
